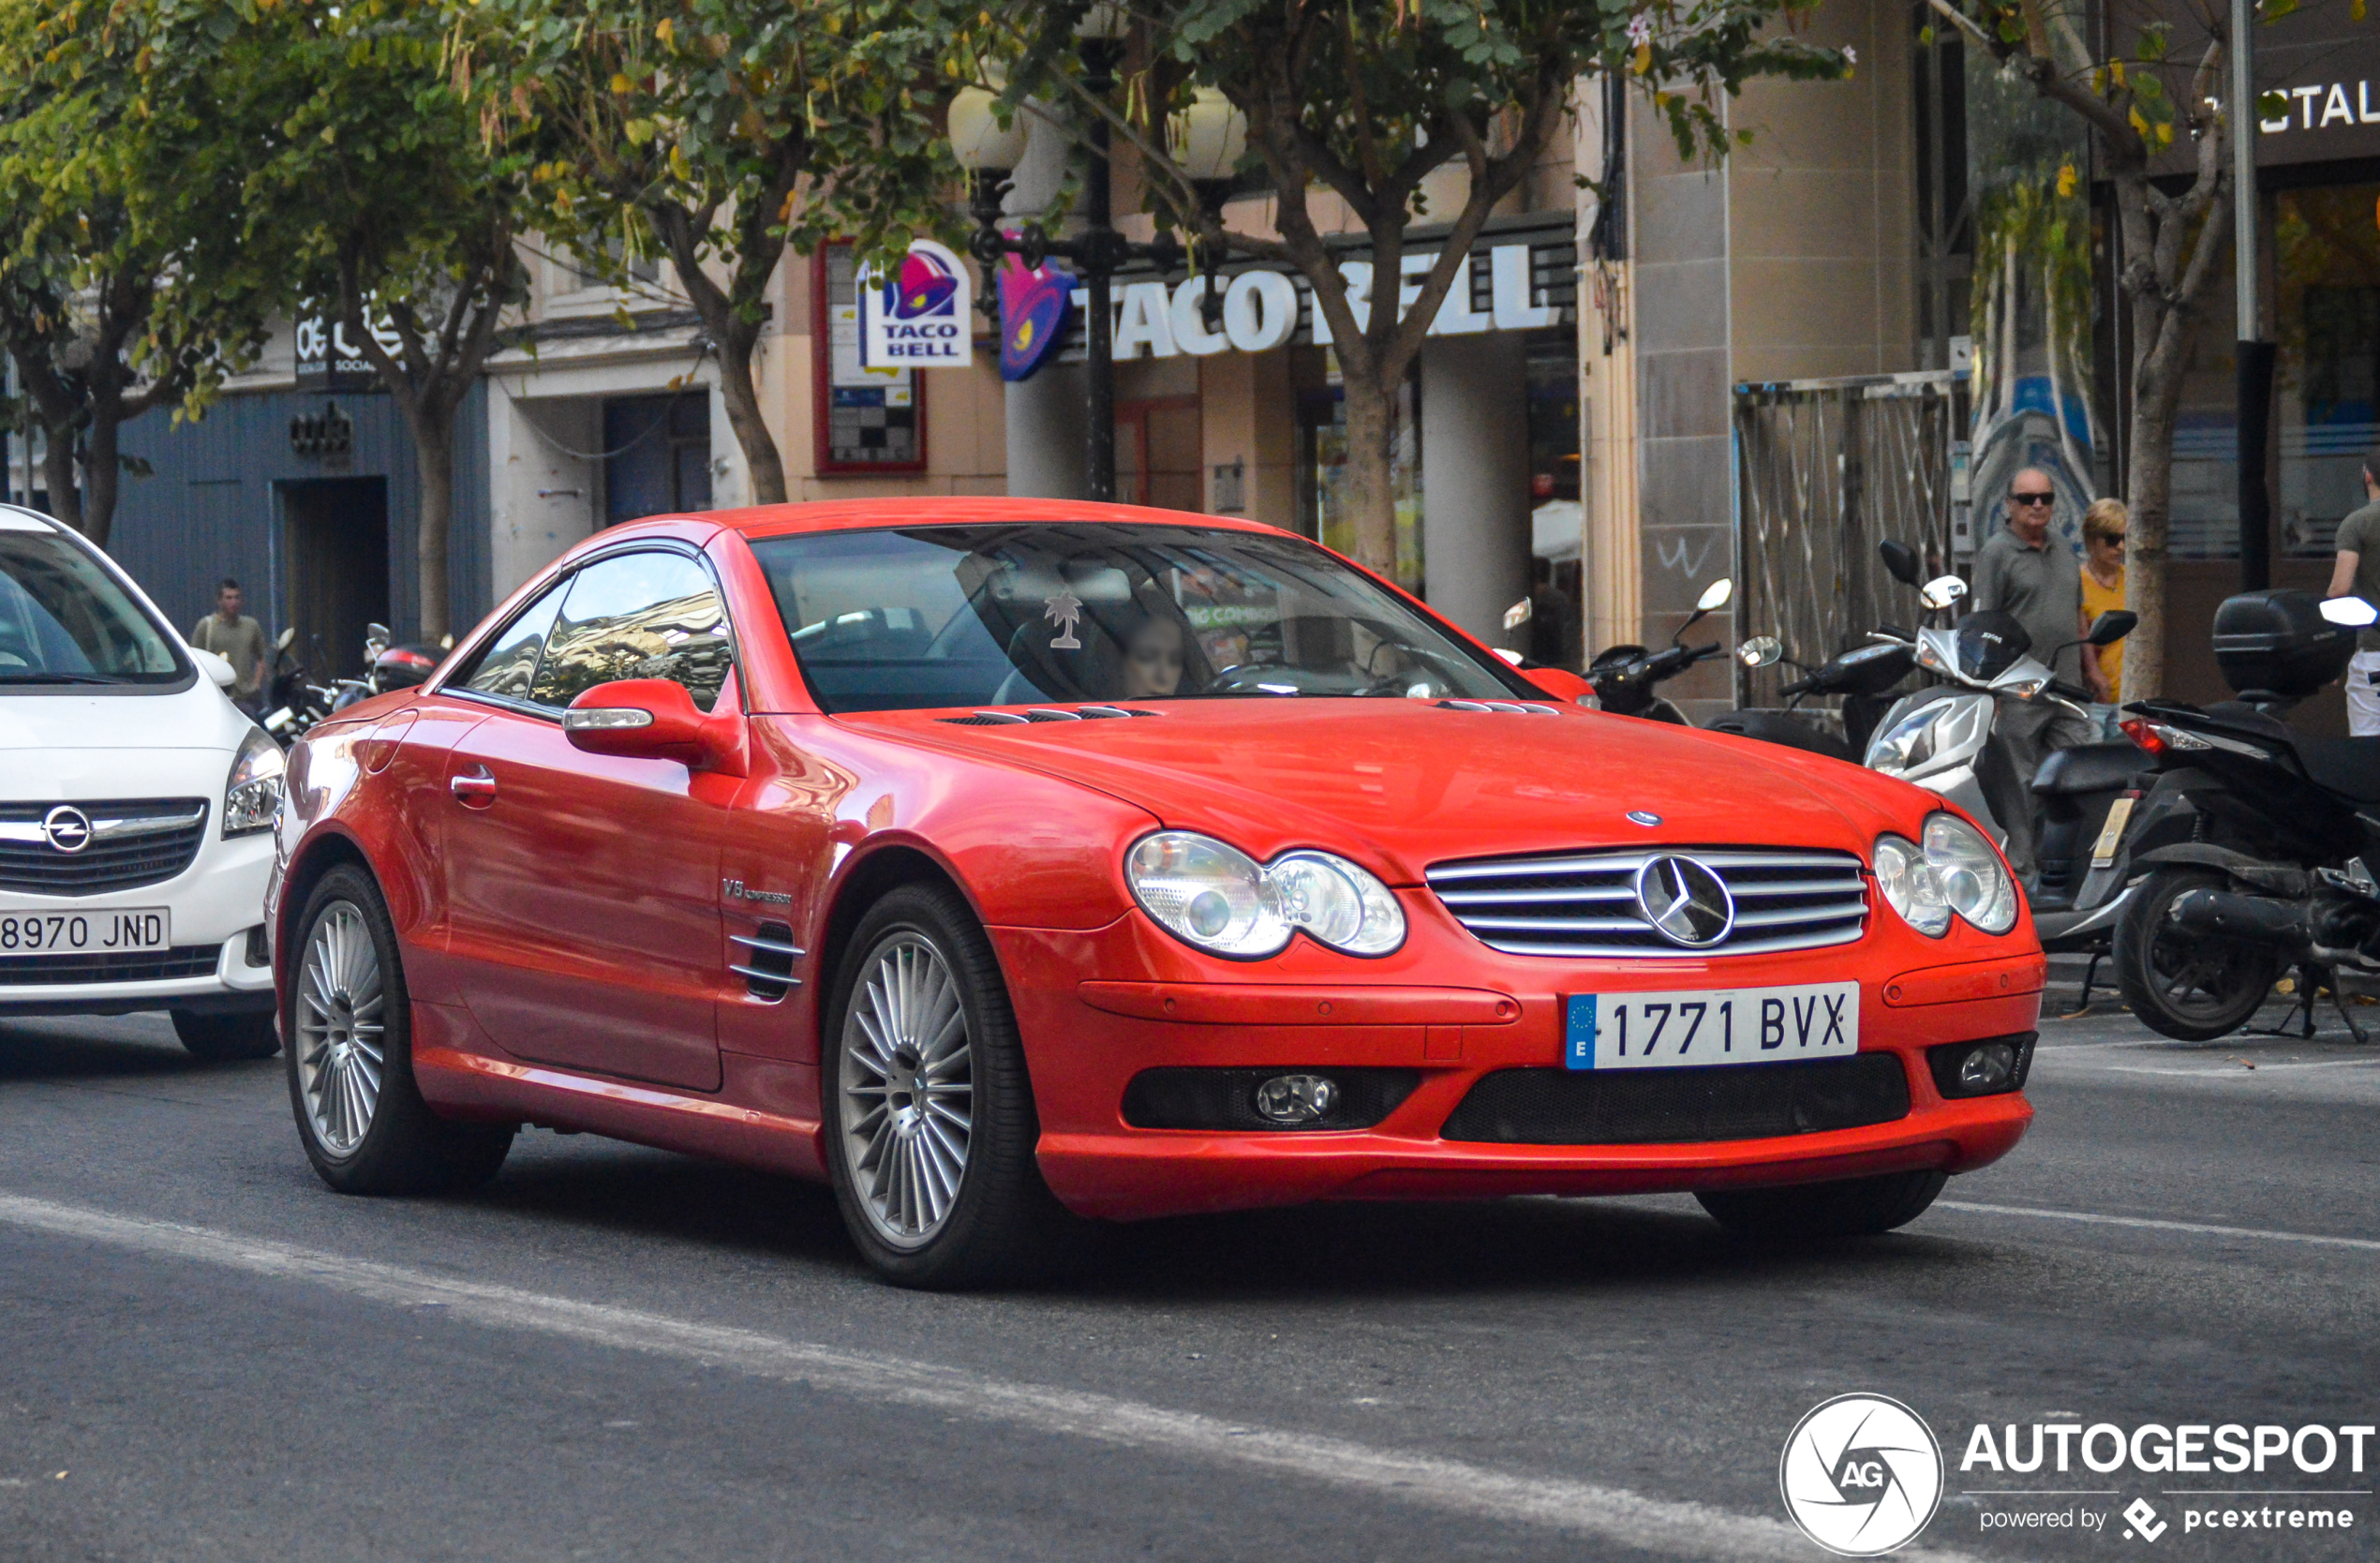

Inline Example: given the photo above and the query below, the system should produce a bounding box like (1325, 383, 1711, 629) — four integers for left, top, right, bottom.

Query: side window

(454, 581, 569, 703)
(529, 550, 735, 712)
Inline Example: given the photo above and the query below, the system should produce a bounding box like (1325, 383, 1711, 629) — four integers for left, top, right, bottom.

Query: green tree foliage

(466, 0, 958, 505)
(0, 0, 279, 546)
(979, 0, 1851, 576)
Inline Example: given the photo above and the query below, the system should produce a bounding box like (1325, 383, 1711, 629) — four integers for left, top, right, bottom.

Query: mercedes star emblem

(1626, 810, 1662, 826)
(41, 804, 93, 855)
(1632, 855, 1734, 947)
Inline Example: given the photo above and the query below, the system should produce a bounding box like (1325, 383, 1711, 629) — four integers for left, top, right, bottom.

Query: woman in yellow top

(2079, 498, 2127, 702)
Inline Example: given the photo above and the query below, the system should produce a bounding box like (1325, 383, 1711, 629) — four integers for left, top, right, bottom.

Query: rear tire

(822, 882, 1075, 1288)
(1697, 1169, 1947, 1240)
(171, 1007, 279, 1062)
(284, 865, 513, 1195)
(2113, 867, 2283, 1041)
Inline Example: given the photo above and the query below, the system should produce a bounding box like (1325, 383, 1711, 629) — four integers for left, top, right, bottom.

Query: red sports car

(268, 499, 2042, 1287)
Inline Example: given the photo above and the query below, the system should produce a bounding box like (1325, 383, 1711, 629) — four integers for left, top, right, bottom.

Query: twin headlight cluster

(1873, 812, 2017, 937)
(1125, 832, 1406, 959)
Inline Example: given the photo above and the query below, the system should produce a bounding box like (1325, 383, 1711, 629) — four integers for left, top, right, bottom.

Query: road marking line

(0, 1192, 1985, 1563)
(1939, 1199, 2380, 1253)
(2095, 1059, 2380, 1077)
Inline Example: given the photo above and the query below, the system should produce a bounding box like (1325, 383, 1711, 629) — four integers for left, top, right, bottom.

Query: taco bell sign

(858, 239, 974, 371)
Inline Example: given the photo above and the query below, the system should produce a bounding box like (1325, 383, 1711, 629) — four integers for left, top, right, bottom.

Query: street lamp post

(950, 25, 1246, 503)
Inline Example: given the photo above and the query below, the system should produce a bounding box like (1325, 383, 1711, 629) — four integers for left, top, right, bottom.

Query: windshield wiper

(0, 671, 130, 685)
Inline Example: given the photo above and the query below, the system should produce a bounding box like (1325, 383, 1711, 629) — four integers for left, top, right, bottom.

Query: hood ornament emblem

(42, 805, 92, 854)
(1625, 810, 1661, 827)
(1633, 855, 1734, 948)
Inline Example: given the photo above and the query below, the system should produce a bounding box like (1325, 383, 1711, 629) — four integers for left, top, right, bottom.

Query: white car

(0, 504, 281, 1058)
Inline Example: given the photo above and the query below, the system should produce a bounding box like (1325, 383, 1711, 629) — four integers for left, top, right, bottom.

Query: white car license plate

(0, 907, 170, 957)
(1564, 981, 1858, 1071)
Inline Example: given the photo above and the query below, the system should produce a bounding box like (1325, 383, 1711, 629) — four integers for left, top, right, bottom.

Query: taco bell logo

(860, 239, 974, 370)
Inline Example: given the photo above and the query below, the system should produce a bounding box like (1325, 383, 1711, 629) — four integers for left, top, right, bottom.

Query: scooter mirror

(1879, 539, 1922, 587)
(365, 622, 392, 644)
(2320, 596, 2379, 629)
(276, 626, 297, 651)
(1736, 635, 1783, 669)
(2086, 608, 2139, 645)
(1920, 575, 1968, 612)
(1696, 577, 1734, 613)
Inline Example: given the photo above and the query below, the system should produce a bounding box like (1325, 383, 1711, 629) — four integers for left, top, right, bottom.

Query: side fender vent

(730, 921, 803, 1003)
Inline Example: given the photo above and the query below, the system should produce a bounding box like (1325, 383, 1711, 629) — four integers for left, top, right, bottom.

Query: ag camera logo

(1780, 1394, 1944, 1556)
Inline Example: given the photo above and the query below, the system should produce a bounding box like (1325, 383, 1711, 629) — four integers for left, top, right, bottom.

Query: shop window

(2276, 186, 2380, 560)
(1294, 352, 1424, 593)
(603, 393, 712, 528)
(1525, 339, 1584, 668)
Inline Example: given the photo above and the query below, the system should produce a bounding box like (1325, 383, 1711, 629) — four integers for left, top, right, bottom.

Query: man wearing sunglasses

(2323, 447, 2380, 736)
(1971, 468, 2093, 879)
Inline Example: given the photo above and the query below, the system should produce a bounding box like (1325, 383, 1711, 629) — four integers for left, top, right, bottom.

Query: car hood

(0, 687, 250, 799)
(841, 701, 1931, 882)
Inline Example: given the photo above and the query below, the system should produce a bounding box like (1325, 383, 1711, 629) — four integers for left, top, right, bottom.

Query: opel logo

(1632, 855, 1734, 947)
(41, 805, 92, 855)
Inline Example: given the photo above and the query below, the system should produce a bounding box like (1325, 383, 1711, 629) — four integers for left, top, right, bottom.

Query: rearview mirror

(276, 626, 297, 651)
(1736, 635, 1782, 669)
(2321, 596, 2379, 629)
(563, 679, 727, 768)
(2087, 608, 2138, 646)
(188, 646, 237, 690)
(1879, 539, 1921, 587)
(1695, 577, 1734, 613)
(1920, 575, 1969, 612)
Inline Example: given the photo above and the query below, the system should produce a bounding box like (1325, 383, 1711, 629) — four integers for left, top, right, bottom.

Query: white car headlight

(1126, 832, 1406, 959)
(1872, 833, 1952, 936)
(223, 726, 287, 837)
(1925, 811, 2019, 934)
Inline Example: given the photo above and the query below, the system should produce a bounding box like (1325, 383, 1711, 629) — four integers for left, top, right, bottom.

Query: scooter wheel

(2113, 867, 2283, 1041)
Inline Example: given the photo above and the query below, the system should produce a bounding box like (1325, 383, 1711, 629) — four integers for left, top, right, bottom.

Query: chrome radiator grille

(0, 799, 209, 896)
(1425, 846, 1869, 958)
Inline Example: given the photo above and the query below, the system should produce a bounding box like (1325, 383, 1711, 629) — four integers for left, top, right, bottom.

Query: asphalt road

(2, 971, 2376, 1563)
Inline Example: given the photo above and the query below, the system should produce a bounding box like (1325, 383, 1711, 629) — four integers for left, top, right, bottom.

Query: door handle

(449, 767, 497, 806)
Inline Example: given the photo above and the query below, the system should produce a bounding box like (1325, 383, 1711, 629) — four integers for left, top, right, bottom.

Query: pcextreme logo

(1779, 1394, 1945, 1556)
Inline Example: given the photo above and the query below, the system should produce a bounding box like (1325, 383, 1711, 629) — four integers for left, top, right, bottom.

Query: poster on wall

(814, 245, 925, 476)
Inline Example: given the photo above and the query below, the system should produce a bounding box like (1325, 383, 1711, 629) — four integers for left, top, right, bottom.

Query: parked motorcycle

(327, 621, 444, 713)
(2104, 588, 2379, 1042)
(261, 627, 337, 747)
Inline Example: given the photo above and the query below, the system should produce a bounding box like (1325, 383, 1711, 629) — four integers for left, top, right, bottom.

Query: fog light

(1252, 1074, 1338, 1124)
(1958, 1043, 2016, 1093)
(244, 926, 270, 968)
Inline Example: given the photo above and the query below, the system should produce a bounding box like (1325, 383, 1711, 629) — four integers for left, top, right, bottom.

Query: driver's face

(1123, 619, 1184, 698)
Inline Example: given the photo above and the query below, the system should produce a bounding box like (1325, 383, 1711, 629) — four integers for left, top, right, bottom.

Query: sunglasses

(2010, 492, 2056, 506)
(2091, 532, 2127, 545)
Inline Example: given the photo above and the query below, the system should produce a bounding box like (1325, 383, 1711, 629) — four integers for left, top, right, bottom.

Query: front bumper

(0, 831, 275, 1017)
(994, 904, 2044, 1222)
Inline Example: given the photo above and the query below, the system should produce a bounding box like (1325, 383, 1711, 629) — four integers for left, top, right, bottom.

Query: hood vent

(1437, 700, 1561, 715)
(939, 707, 1160, 725)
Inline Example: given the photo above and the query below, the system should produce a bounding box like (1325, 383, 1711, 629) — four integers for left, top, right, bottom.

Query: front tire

(2114, 867, 2283, 1041)
(822, 883, 1073, 1288)
(1697, 1169, 1947, 1240)
(284, 865, 513, 1194)
(171, 1007, 279, 1062)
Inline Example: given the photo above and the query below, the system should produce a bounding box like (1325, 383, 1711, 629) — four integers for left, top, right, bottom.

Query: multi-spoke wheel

(294, 902, 386, 1154)
(2114, 868, 2283, 1042)
(283, 865, 513, 1195)
(824, 883, 1074, 1288)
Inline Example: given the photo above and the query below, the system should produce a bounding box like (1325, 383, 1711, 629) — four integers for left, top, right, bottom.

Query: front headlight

(223, 726, 286, 837)
(1873, 813, 2019, 937)
(1866, 707, 1941, 777)
(1125, 832, 1406, 959)
(1924, 811, 2018, 933)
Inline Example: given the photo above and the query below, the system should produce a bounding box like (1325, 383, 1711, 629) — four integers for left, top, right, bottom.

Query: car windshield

(0, 525, 185, 685)
(751, 523, 1531, 713)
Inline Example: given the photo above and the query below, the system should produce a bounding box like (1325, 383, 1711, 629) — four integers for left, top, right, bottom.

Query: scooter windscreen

(1954, 611, 2031, 681)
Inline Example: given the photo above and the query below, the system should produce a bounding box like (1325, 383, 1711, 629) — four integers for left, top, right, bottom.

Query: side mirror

(276, 626, 297, 651)
(2321, 596, 2379, 629)
(189, 647, 237, 689)
(563, 679, 725, 767)
(2087, 608, 2138, 646)
(365, 622, 392, 643)
(1920, 575, 1969, 612)
(1879, 539, 1922, 587)
(1522, 665, 1593, 703)
(1696, 577, 1734, 613)
(1736, 635, 1783, 669)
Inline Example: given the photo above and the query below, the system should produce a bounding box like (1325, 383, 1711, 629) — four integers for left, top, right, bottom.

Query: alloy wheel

(294, 901, 386, 1155)
(838, 933, 974, 1249)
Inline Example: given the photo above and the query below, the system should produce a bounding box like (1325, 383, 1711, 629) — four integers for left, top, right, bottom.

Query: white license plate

(1563, 981, 1859, 1070)
(0, 907, 171, 956)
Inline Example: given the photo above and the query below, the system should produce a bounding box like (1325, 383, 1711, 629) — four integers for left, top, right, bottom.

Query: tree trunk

(2123, 376, 2177, 700)
(80, 403, 121, 550)
(410, 409, 455, 643)
(37, 418, 80, 537)
(715, 323, 784, 505)
(1338, 370, 1397, 574)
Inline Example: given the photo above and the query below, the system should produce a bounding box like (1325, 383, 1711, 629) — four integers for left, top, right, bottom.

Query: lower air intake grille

(1425, 845, 1869, 958)
(0, 946, 222, 987)
(1439, 1055, 1910, 1145)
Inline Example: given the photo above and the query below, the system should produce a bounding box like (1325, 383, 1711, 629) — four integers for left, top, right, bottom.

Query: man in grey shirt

(1970, 469, 2094, 880)
(190, 577, 267, 716)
